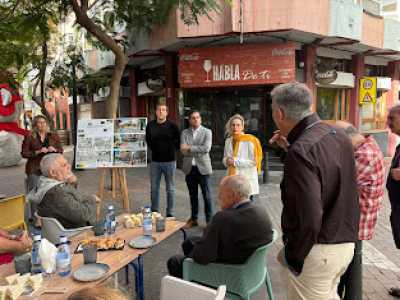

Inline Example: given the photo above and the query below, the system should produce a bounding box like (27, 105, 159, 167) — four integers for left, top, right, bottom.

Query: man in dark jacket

(167, 175, 274, 278)
(28, 153, 97, 229)
(386, 105, 400, 298)
(270, 82, 359, 300)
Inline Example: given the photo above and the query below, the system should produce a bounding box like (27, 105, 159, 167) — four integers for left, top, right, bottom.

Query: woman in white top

(223, 114, 262, 199)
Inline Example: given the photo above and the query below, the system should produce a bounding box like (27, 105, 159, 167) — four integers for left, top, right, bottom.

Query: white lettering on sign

(180, 53, 200, 61)
(279, 69, 291, 78)
(242, 69, 271, 80)
(272, 48, 294, 56)
(212, 64, 240, 81)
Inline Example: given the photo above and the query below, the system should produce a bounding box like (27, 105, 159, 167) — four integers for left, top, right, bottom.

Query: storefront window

(317, 88, 349, 121)
(317, 88, 336, 120)
(181, 88, 269, 147)
(360, 91, 387, 131)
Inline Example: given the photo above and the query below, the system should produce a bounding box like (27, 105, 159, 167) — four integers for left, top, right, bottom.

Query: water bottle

(142, 206, 152, 236)
(56, 236, 71, 277)
(31, 235, 42, 274)
(105, 204, 116, 235)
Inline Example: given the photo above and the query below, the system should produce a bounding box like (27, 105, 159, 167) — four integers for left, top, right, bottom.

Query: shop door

(182, 87, 270, 166)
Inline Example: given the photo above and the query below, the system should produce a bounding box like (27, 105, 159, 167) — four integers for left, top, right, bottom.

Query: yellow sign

(359, 77, 377, 105)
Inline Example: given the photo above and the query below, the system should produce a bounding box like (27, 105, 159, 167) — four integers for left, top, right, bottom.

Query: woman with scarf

(223, 114, 262, 200)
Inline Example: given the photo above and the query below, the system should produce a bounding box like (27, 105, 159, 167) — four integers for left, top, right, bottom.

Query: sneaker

(166, 214, 176, 221)
(183, 219, 199, 229)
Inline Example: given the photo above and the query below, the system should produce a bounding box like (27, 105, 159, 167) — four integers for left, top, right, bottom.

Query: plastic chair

(183, 229, 278, 300)
(0, 194, 27, 231)
(160, 275, 226, 300)
(39, 216, 92, 245)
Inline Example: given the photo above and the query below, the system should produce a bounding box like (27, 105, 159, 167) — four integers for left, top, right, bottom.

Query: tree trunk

(40, 42, 47, 106)
(32, 41, 54, 130)
(107, 54, 128, 119)
(72, 62, 78, 169)
(71, 0, 129, 119)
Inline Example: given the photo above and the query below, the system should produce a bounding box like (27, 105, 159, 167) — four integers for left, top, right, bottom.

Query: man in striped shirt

(336, 121, 385, 300)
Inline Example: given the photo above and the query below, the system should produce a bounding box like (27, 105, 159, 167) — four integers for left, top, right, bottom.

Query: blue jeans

(185, 166, 213, 222)
(151, 161, 176, 216)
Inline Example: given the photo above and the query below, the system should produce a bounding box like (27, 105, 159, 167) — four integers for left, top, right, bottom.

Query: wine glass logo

(203, 59, 212, 82)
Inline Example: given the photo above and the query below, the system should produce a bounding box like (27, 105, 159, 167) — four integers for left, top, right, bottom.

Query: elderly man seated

(167, 174, 274, 278)
(28, 153, 98, 229)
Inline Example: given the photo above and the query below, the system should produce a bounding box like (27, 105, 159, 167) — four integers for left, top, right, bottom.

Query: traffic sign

(359, 77, 377, 105)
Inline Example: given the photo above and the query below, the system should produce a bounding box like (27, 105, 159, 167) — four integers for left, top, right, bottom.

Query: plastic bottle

(56, 235, 71, 277)
(31, 235, 42, 274)
(142, 206, 152, 236)
(105, 204, 116, 235)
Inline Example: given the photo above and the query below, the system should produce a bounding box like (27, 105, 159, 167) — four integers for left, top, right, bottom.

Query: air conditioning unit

(138, 82, 156, 96)
(97, 87, 110, 97)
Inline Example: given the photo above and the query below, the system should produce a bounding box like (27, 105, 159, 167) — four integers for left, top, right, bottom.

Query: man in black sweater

(167, 175, 274, 278)
(145, 103, 180, 217)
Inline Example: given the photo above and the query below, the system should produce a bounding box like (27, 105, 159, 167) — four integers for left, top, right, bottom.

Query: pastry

(115, 238, 124, 249)
(106, 239, 114, 249)
(97, 239, 107, 250)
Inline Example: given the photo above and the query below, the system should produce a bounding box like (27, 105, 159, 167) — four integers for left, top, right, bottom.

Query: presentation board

(75, 118, 147, 169)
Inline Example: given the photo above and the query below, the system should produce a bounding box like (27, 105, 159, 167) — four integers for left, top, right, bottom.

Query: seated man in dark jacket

(167, 174, 274, 278)
(28, 153, 97, 229)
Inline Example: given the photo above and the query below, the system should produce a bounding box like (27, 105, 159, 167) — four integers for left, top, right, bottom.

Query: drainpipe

(239, 0, 244, 44)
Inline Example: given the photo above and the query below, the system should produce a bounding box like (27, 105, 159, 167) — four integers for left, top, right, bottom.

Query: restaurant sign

(315, 70, 338, 85)
(179, 43, 296, 88)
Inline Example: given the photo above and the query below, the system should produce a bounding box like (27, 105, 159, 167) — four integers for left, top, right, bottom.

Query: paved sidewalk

(1, 152, 400, 299)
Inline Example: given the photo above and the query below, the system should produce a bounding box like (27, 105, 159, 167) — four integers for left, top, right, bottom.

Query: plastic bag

(38, 238, 57, 273)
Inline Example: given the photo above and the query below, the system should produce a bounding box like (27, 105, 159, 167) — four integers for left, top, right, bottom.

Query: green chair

(182, 229, 278, 300)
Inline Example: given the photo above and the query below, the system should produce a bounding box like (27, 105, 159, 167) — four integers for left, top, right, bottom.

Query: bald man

(167, 175, 273, 278)
(335, 121, 385, 300)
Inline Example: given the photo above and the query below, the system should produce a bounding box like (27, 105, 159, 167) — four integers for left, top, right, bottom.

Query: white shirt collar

(232, 199, 251, 209)
(191, 126, 201, 133)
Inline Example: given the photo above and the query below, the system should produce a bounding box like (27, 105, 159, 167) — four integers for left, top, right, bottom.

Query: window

(317, 88, 349, 122)
(360, 90, 388, 131)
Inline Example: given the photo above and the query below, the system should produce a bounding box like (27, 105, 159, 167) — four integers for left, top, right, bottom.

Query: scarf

(228, 133, 263, 175)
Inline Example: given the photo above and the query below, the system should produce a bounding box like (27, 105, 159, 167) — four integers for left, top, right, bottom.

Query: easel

(98, 167, 130, 217)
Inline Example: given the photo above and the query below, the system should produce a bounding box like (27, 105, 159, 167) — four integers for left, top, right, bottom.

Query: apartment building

(124, 0, 400, 161)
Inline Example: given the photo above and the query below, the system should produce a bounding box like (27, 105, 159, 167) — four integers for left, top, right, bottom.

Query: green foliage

(113, 0, 220, 31)
(79, 0, 221, 51)
(80, 72, 110, 94)
(0, 0, 60, 83)
(50, 46, 86, 89)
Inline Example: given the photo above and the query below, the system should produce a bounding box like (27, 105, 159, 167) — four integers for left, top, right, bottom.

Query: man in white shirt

(181, 110, 213, 228)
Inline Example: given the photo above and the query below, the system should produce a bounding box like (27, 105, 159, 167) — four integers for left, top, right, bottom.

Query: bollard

(263, 151, 269, 184)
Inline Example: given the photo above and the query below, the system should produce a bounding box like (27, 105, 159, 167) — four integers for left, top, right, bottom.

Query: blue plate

(73, 263, 110, 282)
(129, 236, 157, 249)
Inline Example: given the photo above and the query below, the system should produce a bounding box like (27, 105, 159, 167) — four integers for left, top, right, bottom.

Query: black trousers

(185, 166, 213, 222)
(167, 235, 200, 278)
(338, 240, 363, 300)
